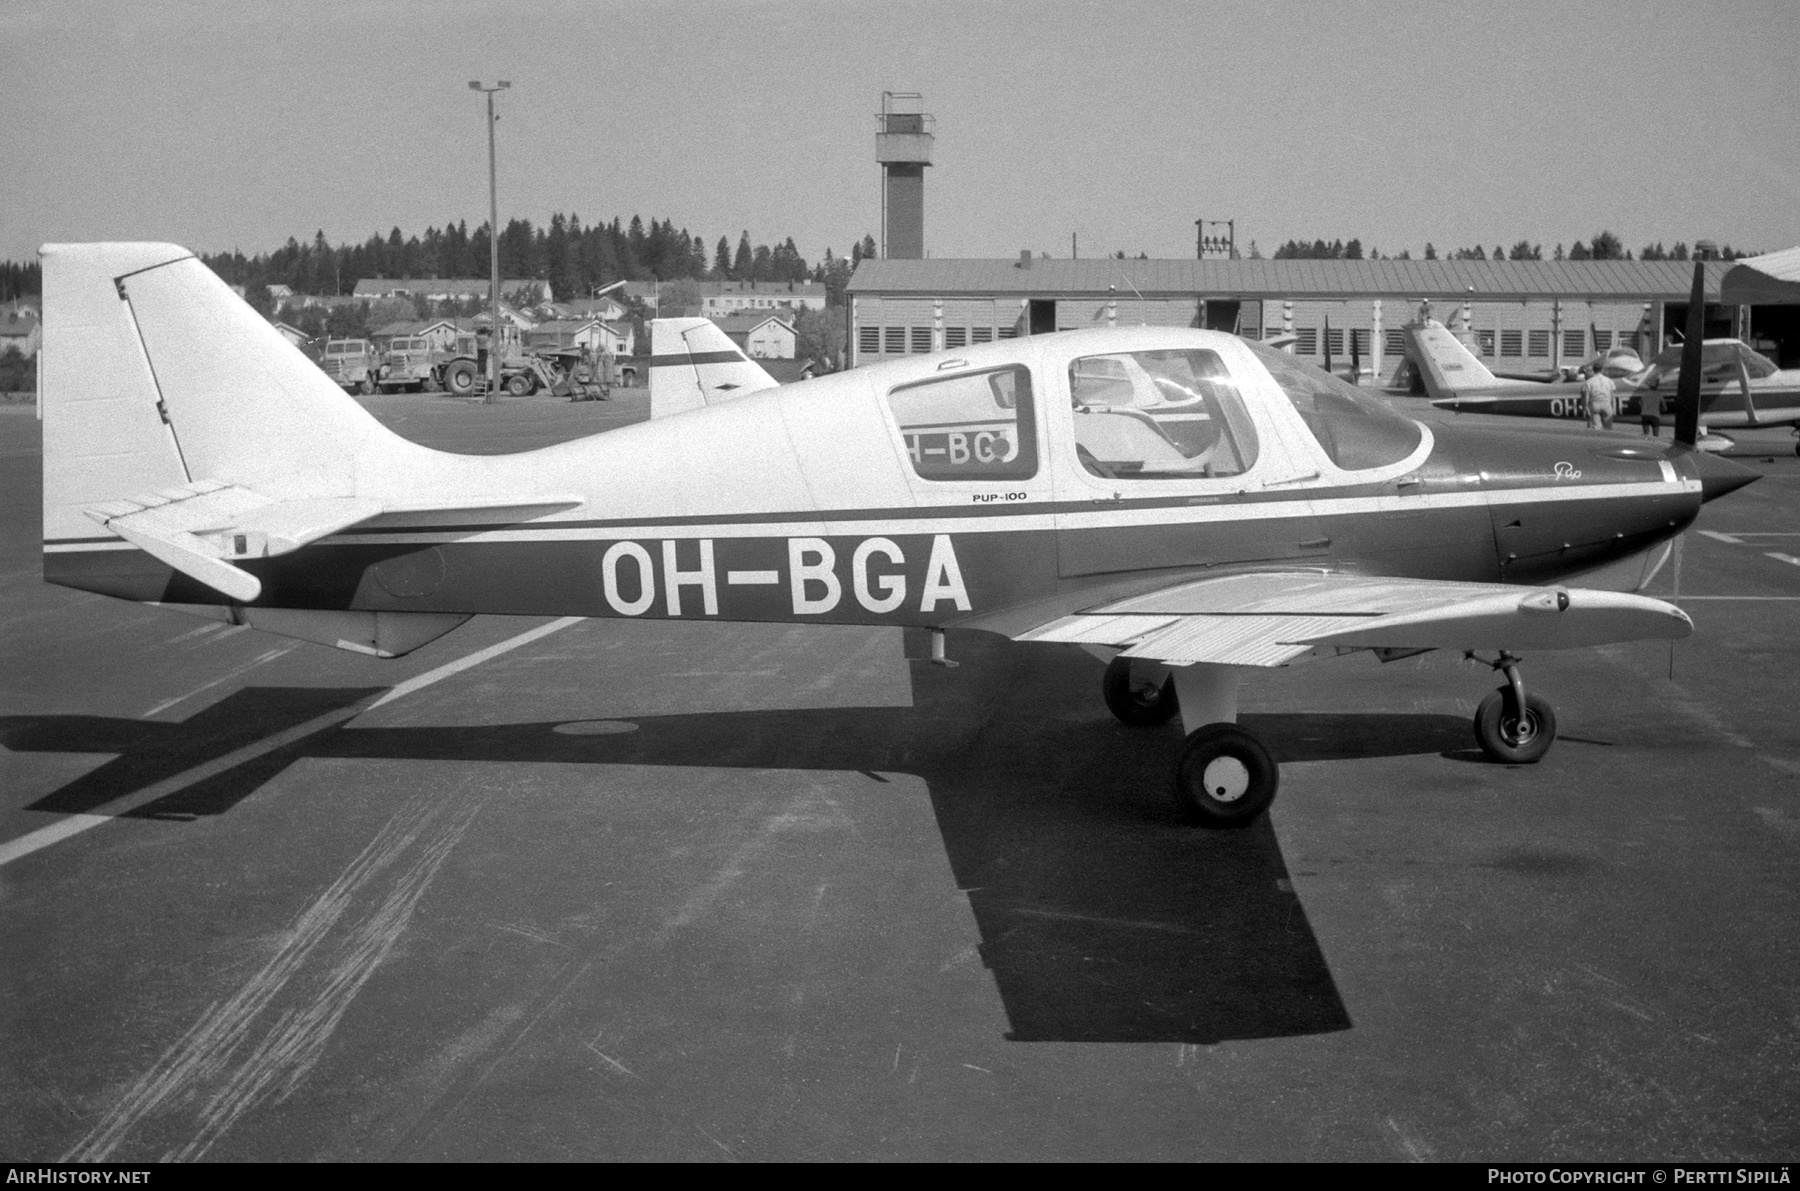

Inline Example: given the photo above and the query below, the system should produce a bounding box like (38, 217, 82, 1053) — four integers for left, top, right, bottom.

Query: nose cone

(1685, 450, 1761, 503)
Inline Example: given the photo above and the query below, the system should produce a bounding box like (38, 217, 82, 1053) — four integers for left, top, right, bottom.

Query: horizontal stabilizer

(84, 480, 585, 601)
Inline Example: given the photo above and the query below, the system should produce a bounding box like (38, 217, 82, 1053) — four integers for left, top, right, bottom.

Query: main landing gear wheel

(1473, 687, 1557, 763)
(1173, 724, 1278, 827)
(1102, 656, 1179, 726)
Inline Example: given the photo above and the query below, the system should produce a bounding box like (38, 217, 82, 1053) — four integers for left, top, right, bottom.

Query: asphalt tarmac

(2, 393, 1797, 1162)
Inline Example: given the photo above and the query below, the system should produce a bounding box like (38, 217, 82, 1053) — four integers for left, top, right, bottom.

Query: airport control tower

(876, 92, 934, 259)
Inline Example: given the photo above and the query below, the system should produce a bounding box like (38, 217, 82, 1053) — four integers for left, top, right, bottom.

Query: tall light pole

(469, 79, 510, 402)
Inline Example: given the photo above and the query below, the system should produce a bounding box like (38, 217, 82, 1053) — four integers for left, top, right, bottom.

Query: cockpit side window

(1067, 349, 1259, 479)
(887, 365, 1037, 481)
(1246, 341, 1422, 471)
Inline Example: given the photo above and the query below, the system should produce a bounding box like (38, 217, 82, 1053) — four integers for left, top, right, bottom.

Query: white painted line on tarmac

(0, 703, 364, 867)
(1698, 531, 1743, 544)
(365, 616, 584, 710)
(0, 616, 586, 867)
(1763, 553, 1800, 567)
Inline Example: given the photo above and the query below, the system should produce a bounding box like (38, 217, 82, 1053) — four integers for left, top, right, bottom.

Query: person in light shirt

(1580, 366, 1617, 430)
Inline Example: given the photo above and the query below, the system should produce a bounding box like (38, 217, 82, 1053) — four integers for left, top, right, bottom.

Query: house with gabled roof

(0, 309, 41, 358)
(543, 295, 629, 323)
(370, 318, 461, 351)
(527, 318, 634, 357)
(272, 321, 310, 349)
(715, 312, 796, 359)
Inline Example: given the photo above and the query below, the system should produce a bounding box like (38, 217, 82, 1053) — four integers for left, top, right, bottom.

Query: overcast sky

(4, 0, 1796, 268)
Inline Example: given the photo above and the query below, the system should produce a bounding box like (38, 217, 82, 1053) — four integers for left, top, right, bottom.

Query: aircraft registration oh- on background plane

(1403, 314, 1800, 455)
(41, 244, 1761, 826)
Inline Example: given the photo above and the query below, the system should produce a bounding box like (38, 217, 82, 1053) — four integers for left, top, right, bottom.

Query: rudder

(40, 243, 407, 546)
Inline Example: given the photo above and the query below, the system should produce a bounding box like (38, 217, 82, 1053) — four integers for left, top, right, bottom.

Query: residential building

(701, 279, 827, 319)
(716, 312, 797, 359)
(0, 310, 41, 358)
(352, 277, 554, 304)
(370, 319, 462, 352)
(527, 318, 634, 357)
(543, 296, 630, 323)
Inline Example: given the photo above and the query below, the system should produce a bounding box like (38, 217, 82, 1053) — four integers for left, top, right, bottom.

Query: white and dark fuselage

(45, 325, 1726, 629)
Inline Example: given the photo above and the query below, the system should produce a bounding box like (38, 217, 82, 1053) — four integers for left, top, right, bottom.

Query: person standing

(1581, 366, 1617, 431)
(1638, 385, 1664, 437)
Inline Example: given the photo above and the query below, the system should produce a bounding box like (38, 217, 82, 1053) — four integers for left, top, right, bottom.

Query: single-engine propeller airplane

(1404, 316, 1800, 454)
(39, 245, 1758, 826)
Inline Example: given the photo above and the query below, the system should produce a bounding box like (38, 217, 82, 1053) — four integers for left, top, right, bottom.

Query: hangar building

(845, 256, 1796, 374)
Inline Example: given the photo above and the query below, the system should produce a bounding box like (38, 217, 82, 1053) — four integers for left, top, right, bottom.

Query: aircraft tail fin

(1402, 318, 1501, 398)
(40, 243, 414, 549)
(648, 317, 779, 419)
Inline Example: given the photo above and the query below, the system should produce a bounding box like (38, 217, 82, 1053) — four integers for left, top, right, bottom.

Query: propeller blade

(1673, 261, 1706, 446)
(1324, 315, 1334, 377)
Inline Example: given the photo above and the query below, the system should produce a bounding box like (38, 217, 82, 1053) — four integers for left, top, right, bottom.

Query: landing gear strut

(1468, 651, 1557, 763)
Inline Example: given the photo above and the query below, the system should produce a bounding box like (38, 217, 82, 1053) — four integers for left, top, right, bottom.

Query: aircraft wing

(83, 480, 580, 603)
(1011, 571, 1691, 666)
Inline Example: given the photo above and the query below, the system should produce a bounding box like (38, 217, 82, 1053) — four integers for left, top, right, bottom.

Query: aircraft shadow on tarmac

(1, 636, 1473, 1046)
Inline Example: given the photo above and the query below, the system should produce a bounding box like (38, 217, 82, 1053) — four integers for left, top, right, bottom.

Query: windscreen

(1246, 341, 1423, 471)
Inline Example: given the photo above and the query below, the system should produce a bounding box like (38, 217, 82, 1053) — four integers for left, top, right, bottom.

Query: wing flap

(1014, 613, 1179, 646)
(1101, 571, 1509, 616)
(1122, 614, 1359, 666)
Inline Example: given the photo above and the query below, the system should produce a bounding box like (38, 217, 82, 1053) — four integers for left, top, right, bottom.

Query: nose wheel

(1468, 652, 1558, 763)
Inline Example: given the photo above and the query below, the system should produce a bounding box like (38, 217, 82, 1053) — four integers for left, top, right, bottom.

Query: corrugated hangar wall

(844, 258, 1748, 369)
(852, 292, 1666, 370)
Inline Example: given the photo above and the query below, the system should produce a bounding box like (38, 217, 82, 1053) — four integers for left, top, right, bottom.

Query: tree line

(193, 216, 877, 307)
(1268, 232, 1757, 262)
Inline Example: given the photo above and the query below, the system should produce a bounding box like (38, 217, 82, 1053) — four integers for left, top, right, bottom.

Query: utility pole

(469, 79, 511, 403)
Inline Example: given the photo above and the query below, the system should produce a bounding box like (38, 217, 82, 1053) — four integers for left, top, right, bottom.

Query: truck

(425, 335, 628, 398)
(320, 339, 379, 394)
(376, 335, 440, 393)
